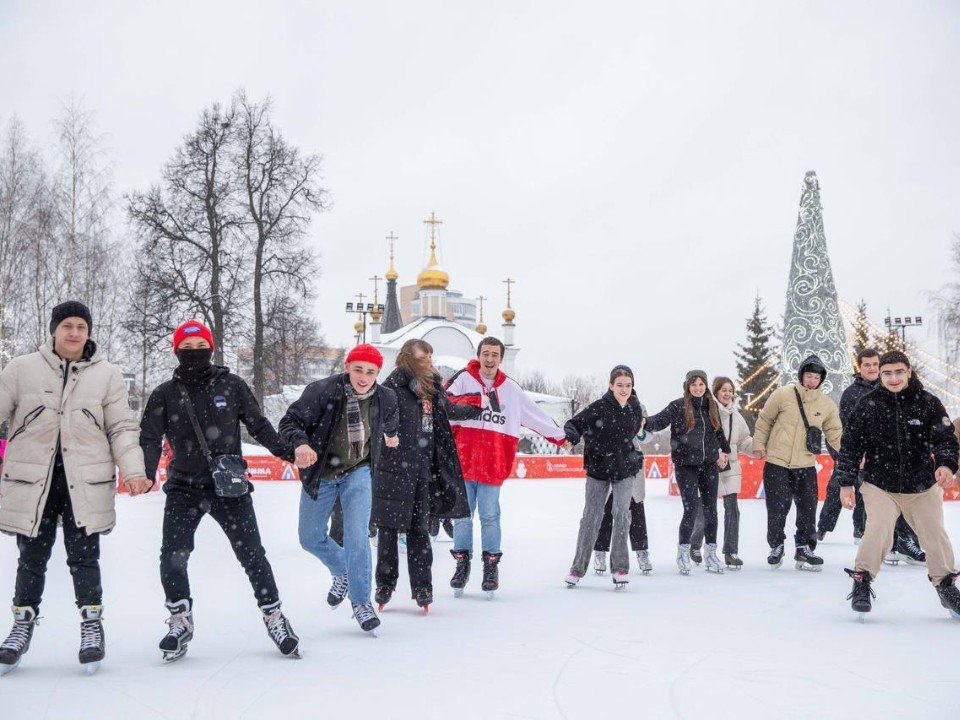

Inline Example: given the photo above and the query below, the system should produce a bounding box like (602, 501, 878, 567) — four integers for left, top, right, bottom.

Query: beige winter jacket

(0, 338, 145, 537)
(752, 383, 841, 469)
(716, 402, 754, 496)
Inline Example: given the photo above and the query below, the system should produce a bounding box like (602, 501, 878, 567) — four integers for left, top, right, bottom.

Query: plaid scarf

(343, 381, 377, 459)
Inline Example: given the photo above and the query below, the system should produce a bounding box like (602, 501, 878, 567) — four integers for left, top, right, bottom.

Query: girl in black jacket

(563, 365, 646, 588)
(373, 340, 476, 612)
(646, 369, 730, 576)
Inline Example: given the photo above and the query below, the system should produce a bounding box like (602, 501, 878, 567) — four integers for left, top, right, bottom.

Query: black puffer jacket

(645, 395, 731, 466)
(372, 369, 476, 529)
(140, 366, 292, 488)
(836, 375, 959, 493)
(564, 391, 646, 483)
(838, 374, 876, 426)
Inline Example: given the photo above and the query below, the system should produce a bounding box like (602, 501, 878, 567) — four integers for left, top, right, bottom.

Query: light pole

(884, 314, 923, 345)
(345, 295, 384, 345)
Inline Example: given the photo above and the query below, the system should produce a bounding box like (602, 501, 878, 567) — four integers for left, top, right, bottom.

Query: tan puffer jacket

(716, 402, 754, 496)
(0, 338, 145, 537)
(753, 383, 842, 469)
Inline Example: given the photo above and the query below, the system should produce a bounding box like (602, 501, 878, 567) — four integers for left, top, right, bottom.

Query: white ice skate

(593, 551, 607, 575)
(636, 550, 652, 574)
(883, 550, 901, 566)
(704, 544, 724, 574)
(676, 544, 692, 575)
(565, 572, 581, 588)
(612, 572, 629, 590)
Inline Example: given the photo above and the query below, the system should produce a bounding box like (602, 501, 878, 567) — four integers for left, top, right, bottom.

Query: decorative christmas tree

(779, 171, 853, 403)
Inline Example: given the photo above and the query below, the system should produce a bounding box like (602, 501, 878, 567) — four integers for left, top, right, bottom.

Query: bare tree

(933, 233, 960, 364)
(258, 291, 326, 394)
(234, 92, 326, 403)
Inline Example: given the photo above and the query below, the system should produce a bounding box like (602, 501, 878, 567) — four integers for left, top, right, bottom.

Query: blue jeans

(298, 465, 372, 604)
(452, 481, 502, 556)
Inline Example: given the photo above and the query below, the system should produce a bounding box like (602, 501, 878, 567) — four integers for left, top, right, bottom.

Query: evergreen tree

(734, 294, 779, 432)
(850, 299, 871, 361)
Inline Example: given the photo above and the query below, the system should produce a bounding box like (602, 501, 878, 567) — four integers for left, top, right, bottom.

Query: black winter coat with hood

(564, 391, 646, 483)
(645, 395, 731, 467)
(371, 368, 478, 530)
(835, 374, 959, 493)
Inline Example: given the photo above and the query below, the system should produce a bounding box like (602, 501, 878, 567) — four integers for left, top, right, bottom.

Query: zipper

(8, 406, 45, 442)
(895, 394, 904, 481)
(697, 404, 706, 464)
(82, 408, 102, 431)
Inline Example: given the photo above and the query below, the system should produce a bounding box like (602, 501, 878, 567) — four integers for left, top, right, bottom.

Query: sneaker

(374, 585, 394, 609)
(159, 599, 194, 654)
(351, 601, 381, 632)
(883, 550, 901, 566)
(327, 574, 349, 608)
(767, 544, 785, 569)
(794, 545, 824, 572)
(724, 553, 743, 569)
(636, 550, 652, 573)
(897, 535, 926, 566)
(564, 571, 581, 588)
(78, 605, 105, 665)
(676, 544, 692, 575)
(844, 568, 875, 613)
(0, 605, 38, 668)
(936, 573, 960, 618)
(593, 550, 607, 575)
(690, 546, 703, 565)
(261, 602, 300, 656)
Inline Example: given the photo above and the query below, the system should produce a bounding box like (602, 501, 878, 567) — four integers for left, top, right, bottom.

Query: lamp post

(345, 294, 385, 345)
(884, 314, 923, 345)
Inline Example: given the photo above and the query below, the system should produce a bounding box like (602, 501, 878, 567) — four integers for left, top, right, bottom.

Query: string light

(744, 377, 778, 410)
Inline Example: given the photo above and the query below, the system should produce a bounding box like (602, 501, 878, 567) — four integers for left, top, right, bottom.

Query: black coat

(372, 369, 475, 529)
(839, 374, 877, 427)
(835, 375, 959, 493)
(140, 366, 291, 488)
(278, 373, 399, 499)
(564, 391, 645, 483)
(645, 395, 731, 466)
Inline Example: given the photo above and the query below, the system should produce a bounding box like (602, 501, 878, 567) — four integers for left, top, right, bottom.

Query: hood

(797, 354, 827, 389)
(874, 371, 924, 401)
(467, 358, 507, 388)
(41, 336, 100, 370)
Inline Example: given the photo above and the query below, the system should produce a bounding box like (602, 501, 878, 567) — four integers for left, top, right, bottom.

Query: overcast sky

(2, 1, 959, 410)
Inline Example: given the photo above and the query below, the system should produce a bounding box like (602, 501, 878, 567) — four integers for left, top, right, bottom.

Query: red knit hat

(172, 320, 215, 354)
(345, 343, 383, 369)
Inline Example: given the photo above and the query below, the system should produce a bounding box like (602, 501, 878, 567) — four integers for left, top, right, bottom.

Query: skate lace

(165, 612, 193, 639)
(263, 609, 289, 643)
(0, 620, 34, 652)
(846, 579, 876, 602)
(902, 536, 922, 554)
(80, 620, 102, 650)
(353, 602, 377, 624)
(329, 574, 349, 600)
(769, 545, 784, 559)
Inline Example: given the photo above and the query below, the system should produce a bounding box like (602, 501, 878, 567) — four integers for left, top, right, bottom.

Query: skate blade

(949, 609, 960, 620)
(594, 569, 606, 575)
(453, 588, 464, 598)
(725, 565, 743, 571)
(795, 562, 823, 572)
(769, 562, 783, 570)
(83, 661, 101, 676)
(421, 605, 430, 614)
(377, 603, 385, 612)
(678, 568, 690, 576)
(565, 581, 578, 588)
(883, 559, 900, 566)
(857, 613, 867, 624)
(706, 567, 724, 574)
(0, 659, 20, 676)
(613, 583, 628, 590)
(485, 591, 496, 600)
(162, 647, 188, 664)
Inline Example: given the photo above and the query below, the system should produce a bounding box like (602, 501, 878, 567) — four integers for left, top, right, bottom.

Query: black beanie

(49, 301, 93, 335)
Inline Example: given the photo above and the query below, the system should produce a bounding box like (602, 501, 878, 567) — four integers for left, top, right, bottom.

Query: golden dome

(502, 308, 516, 323)
(417, 241, 449, 290)
(353, 320, 365, 334)
(385, 263, 398, 282)
(475, 322, 488, 334)
(369, 308, 383, 322)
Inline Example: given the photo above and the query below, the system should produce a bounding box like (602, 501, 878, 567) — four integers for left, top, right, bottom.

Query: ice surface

(1, 478, 958, 718)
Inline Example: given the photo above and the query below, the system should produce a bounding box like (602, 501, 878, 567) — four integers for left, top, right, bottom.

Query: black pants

(14, 461, 101, 609)
(763, 463, 818, 550)
(375, 471, 434, 593)
(691, 493, 741, 554)
(594, 494, 648, 551)
(160, 483, 280, 608)
(818, 471, 866, 537)
(675, 464, 718, 545)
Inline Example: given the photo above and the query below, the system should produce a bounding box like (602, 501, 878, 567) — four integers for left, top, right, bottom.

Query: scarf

(343, 381, 377, 459)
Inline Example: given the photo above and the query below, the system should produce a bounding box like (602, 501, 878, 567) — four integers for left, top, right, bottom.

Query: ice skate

(593, 550, 607, 575)
(414, 588, 433, 613)
(375, 585, 394, 611)
(564, 571, 581, 588)
(612, 572, 628, 590)
(690, 545, 703, 565)
(450, 550, 471, 598)
(724, 553, 743, 570)
(794, 545, 824, 572)
(704, 544, 724, 574)
(845, 568, 875, 621)
(636, 550, 652, 574)
(261, 602, 300, 657)
(883, 550, 901, 566)
(936, 573, 960, 619)
(327, 573, 349, 608)
(0, 606, 38, 675)
(481, 551, 502, 599)
(897, 535, 926, 566)
(77, 605, 105, 673)
(351, 601, 381, 635)
(767, 544, 785, 569)
(676, 544, 692, 575)
(159, 599, 193, 664)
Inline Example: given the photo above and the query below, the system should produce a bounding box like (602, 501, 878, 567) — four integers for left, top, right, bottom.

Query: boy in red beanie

(280, 343, 399, 634)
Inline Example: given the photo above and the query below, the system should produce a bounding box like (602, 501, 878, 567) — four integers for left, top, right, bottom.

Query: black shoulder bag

(794, 388, 823, 455)
(178, 385, 250, 498)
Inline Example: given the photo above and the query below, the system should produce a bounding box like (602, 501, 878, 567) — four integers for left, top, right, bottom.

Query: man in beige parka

(753, 354, 842, 573)
(0, 301, 150, 674)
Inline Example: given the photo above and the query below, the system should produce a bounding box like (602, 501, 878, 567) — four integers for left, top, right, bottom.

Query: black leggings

(594, 494, 648, 551)
(14, 461, 101, 609)
(160, 483, 280, 607)
(675, 464, 718, 545)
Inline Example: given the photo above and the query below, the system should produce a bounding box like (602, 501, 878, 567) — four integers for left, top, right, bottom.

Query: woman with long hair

(563, 365, 647, 589)
(645, 370, 731, 575)
(373, 340, 474, 612)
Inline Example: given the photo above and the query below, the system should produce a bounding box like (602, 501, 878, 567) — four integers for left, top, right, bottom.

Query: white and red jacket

(445, 359, 566, 486)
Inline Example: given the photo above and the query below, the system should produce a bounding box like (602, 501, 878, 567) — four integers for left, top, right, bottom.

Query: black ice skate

(767, 544, 785, 569)
(414, 587, 433, 613)
(261, 602, 300, 657)
(481, 551, 502, 599)
(794, 545, 824, 572)
(724, 553, 743, 570)
(450, 550, 471, 598)
(375, 585, 394, 611)
(897, 535, 926, 566)
(327, 574, 349, 609)
(159, 599, 193, 664)
(351, 601, 381, 634)
(78, 605, 105, 674)
(936, 573, 960, 619)
(0, 605, 38, 676)
(844, 568, 875, 621)
(593, 550, 607, 575)
(690, 545, 703, 565)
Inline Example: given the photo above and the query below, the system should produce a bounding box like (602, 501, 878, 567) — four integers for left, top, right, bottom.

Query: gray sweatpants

(570, 476, 633, 576)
